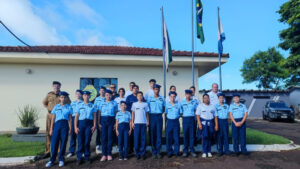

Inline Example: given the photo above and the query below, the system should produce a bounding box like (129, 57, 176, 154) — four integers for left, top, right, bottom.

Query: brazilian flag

(196, 0, 205, 44)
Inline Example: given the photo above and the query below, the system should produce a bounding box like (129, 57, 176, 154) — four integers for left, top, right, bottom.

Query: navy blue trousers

(134, 124, 147, 156)
(149, 114, 162, 155)
(76, 120, 93, 160)
(50, 120, 69, 163)
(100, 116, 115, 156)
(182, 117, 195, 153)
(118, 123, 130, 158)
(218, 119, 230, 154)
(68, 116, 76, 154)
(199, 118, 214, 154)
(232, 118, 247, 154)
(166, 119, 180, 155)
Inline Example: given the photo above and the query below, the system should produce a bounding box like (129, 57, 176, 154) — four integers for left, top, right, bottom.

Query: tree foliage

(241, 47, 288, 89)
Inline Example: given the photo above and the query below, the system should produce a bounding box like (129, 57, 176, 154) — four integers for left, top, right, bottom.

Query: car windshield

(269, 102, 288, 108)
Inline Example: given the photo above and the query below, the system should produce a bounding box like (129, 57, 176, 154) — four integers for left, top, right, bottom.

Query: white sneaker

(208, 153, 212, 158)
(45, 161, 53, 168)
(202, 153, 207, 158)
(58, 161, 64, 167)
(96, 145, 101, 154)
(66, 153, 73, 158)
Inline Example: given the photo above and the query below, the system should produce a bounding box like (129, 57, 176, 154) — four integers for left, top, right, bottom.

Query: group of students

(45, 79, 248, 168)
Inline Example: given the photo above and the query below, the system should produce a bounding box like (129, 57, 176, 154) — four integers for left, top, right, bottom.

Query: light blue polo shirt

(147, 95, 165, 114)
(98, 100, 118, 117)
(71, 100, 83, 117)
(229, 103, 248, 119)
(180, 99, 197, 117)
(165, 103, 181, 120)
(215, 103, 229, 119)
(115, 111, 131, 124)
(94, 96, 105, 108)
(51, 104, 73, 122)
(75, 102, 97, 120)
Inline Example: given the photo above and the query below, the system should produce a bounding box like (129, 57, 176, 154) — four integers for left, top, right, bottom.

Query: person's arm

(229, 112, 239, 127)
(131, 111, 135, 129)
(115, 119, 119, 136)
(129, 113, 132, 135)
(49, 114, 55, 136)
(195, 105, 202, 130)
(146, 112, 149, 127)
(240, 111, 248, 125)
(68, 115, 72, 134)
(98, 110, 101, 129)
(214, 116, 218, 131)
(92, 112, 96, 132)
(74, 114, 79, 134)
(42, 94, 49, 108)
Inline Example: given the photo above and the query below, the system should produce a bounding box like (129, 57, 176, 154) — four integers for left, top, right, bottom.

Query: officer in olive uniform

(42, 81, 70, 158)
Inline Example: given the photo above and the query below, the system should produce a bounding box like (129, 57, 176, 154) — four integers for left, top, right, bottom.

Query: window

(80, 78, 118, 101)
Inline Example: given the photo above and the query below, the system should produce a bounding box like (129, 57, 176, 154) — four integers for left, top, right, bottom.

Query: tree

(241, 47, 288, 89)
(277, 0, 300, 86)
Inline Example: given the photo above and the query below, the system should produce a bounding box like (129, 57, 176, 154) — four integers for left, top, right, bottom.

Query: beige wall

(0, 63, 199, 131)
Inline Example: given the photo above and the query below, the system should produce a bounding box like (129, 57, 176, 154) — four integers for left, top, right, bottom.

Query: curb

(0, 156, 34, 166)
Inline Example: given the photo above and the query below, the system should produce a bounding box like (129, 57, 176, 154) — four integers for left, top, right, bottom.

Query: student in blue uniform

(131, 91, 149, 160)
(66, 89, 83, 158)
(215, 93, 230, 156)
(229, 93, 248, 156)
(115, 101, 132, 160)
(180, 89, 197, 158)
(95, 86, 106, 153)
(74, 91, 97, 165)
(147, 84, 165, 159)
(196, 94, 218, 158)
(45, 91, 72, 168)
(165, 91, 181, 158)
(98, 90, 118, 162)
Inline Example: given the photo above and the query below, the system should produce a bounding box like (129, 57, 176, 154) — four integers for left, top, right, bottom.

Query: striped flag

(196, 0, 205, 44)
(162, 11, 172, 71)
(217, 7, 225, 56)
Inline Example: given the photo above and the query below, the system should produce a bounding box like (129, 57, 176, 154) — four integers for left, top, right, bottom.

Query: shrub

(17, 105, 40, 127)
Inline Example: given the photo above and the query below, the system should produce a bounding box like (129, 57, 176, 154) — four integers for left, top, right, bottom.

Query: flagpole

(218, 7, 223, 91)
(161, 7, 166, 99)
(191, 0, 195, 87)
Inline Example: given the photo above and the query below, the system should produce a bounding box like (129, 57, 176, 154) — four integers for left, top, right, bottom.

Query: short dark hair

(190, 86, 196, 90)
(130, 82, 136, 85)
(53, 81, 61, 86)
(169, 85, 176, 90)
(137, 91, 143, 96)
(149, 79, 156, 83)
(118, 88, 125, 93)
(132, 85, 139, 89)
(203, 93, 209, 98)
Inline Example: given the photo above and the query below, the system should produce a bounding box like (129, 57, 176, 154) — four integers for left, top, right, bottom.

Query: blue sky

(0, 0, 289, 90)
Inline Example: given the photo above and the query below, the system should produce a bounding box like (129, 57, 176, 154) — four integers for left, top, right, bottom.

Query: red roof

(0, 46, 229, 57)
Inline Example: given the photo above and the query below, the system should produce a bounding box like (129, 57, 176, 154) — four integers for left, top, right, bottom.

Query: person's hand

(75, 127, 80, 134)
(215, 126, 218, 131)
(49, 129, 53, 136)
(91, 125, 96, 133)
(198, 123, 202, 130)
(69, 128, 71, 134)
(98, 123, 102, 129)
(131, 122, 135, 130)
(116, 130, 119, 136)
(129, 129, 132, 135)
(235, 122, 241, 127)
(146, 121, 149, 127)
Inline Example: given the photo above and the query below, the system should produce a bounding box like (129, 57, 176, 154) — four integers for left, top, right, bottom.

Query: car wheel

(268, 113, 273, 122)
(289, 118, 295, 123)
(262, 112, 266, 120)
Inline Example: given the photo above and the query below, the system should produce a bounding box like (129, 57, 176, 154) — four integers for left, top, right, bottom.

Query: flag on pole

(196, 0, 205, 44)
(217, 7, 225, 56)
(162, 11, 172, 71)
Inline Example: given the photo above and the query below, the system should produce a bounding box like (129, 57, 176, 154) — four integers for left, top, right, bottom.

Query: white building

(0, 46, 229, 131)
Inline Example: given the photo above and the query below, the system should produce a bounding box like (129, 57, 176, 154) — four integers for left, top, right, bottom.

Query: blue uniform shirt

(215, 103, 229, 119)
(98, 100, 118, 117)
(165, 103, 181, 119)
(71, 100, 83, 117)
(75, 102, 97, 120)
(180, 99, 197, 117)
(94, 96, 105, 108)
(51, 104, 73, 122)
(115, 111, 131, 124)
(229, 103, 248, 119)
(147, 95, 165, 114)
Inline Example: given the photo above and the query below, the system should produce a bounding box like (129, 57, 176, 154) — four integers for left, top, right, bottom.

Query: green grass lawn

(0, 134, 45, 157)
(242, 128, 290, 145)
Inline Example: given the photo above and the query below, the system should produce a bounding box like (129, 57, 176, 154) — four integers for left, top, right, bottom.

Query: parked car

(263, 101, 295, 122)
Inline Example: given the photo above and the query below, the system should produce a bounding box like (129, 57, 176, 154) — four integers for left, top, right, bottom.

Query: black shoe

(86, 159, 92, 164)
(152, 154, 157, 159)
(136, 155, 140, 160)
(157, 154, 162, 159)
(232, 153, 239, 157)
(76, 159, 83, 166)
(168, 154, 172, 158)
(182, 153, 188, 158)
(41, 153, 50, 159)
(242, 152, 249, 156)
(218, 153, 223, 157)
(142, 155, 146, 160)
(191, 152, 197, 158)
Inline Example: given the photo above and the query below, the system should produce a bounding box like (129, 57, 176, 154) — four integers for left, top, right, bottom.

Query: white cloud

(63, 0, 104, 25)
(0, 0, 67, 45)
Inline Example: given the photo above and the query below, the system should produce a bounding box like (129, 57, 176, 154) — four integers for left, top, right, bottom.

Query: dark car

(263, 101, 295, 122)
